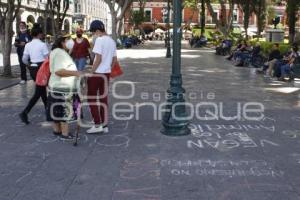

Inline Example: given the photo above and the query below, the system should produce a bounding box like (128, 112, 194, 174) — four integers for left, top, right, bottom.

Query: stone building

(16, 0, 74, 34)
(73, 0, 110, 32)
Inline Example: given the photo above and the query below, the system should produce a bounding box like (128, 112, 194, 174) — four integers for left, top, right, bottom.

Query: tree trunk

(225, 0, 234, 37)
(0, 0, 21, 77)
(243, 0, 250, 39)
(51, 15, 56, 38)
(111, 13, 118, 41)
(104, 0, 132, 41)
(219, 0, 227, 27)
(1, 19, 13, 77)
(256, 0, 266, 37)
(16, 11, 21, 33)
(287, 0, 297, 44)
(186, 8, 196, 31)
(44, 5, 49, 34)
(44, 16, 48, 35)
(200, 0, 206, 36)
(117, 19, 124, 38)
(206, 0, 219, 27)
(205, 0, 233, 37)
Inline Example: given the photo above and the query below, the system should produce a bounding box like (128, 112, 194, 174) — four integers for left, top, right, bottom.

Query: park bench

(235, 52, 266, 68)
(251, 54, 267, 68)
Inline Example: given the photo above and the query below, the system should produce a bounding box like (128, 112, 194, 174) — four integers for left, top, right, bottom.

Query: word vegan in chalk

(187, 123, 279, 150)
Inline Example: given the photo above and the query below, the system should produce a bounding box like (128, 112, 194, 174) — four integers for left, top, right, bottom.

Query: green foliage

(130, 9, 145, 28)
(228, 32, 244, 45)
(184, 0, 199, 9)
(258, 42, 290, 56)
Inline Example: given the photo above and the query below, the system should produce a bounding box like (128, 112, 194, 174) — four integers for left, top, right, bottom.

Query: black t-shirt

(15, 32, 31, 55)
(268, 49, 281, 61)
(252, 46, 261, 55)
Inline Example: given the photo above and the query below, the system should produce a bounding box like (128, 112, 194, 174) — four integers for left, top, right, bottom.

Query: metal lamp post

(161, 0, 190, 136)
(165, 0, 172, 58)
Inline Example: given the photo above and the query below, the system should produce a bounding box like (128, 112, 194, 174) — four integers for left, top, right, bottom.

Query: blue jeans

(235, 52, 249, 62)
(281, 64, 291, 77)
(273, 60, 286, 78)
(234, 51, 247, 60)
(75, 58, 87, 71)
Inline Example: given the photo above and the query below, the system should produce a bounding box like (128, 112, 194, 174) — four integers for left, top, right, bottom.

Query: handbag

(36, 58, 50, 86)
(110, 61, 123, 78)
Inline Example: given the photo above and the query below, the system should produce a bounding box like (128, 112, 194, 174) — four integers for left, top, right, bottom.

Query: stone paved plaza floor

(0, 41, 299, 200)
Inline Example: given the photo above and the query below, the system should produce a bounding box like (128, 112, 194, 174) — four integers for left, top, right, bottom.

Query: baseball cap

(89, 20, 105, 32)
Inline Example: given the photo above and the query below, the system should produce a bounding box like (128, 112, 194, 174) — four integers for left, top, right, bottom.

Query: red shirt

(72, 38, 90, 59)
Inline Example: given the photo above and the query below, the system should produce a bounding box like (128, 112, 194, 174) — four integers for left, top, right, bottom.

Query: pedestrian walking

(71, 28, 91, 71)
(19, 25, 49, 124)
(14, 22, 31, 84)
(86, 20, 117, 134)
(46, 35, 81, 140)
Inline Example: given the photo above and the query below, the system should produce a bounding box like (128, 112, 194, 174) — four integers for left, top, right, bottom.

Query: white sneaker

(103, 126, 109, 133)
(86, 125, 103, 134)
(20, 80, 26, 84)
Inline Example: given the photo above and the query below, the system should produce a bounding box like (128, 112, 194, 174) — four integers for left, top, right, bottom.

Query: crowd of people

(215, 39, 300, 81)
(16, 20, 117, 141)
(258, 44, 299, 81)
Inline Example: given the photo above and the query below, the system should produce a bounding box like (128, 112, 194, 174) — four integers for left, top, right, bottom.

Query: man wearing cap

(71, 28, 91, 71)
(87, 20, 117, 134)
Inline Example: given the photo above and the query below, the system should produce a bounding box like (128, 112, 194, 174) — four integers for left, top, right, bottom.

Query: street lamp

(161, 0, 190, 136)
(166, 0, 172, 58)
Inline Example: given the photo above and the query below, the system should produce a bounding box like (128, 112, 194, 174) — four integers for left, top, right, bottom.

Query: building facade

(16, 0, 74, 34)
(10, 0, 111, 35)
(124, 1, 257, 33)
(73, 0, 110, 32)
(124, 0, 300, 34)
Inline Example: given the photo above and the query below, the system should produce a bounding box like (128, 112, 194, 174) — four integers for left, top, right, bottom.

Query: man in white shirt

(87, 20, 117, 134)
(19, 25, 49, 125)
(22, 28, 49, 81)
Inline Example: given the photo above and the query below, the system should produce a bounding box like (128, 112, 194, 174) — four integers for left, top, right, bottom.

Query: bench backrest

(292, 63, 300, 76)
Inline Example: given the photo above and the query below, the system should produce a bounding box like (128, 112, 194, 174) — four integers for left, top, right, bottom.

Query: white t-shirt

(23, 39, 49, 63)
(92, 35, 117, 73)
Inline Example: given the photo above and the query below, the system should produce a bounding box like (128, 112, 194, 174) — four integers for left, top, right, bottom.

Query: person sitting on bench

(234, 41, 252, 66)
(216, 39, 232, 55)
(257, 43, 282, 76)
(226, 40, 247, 61)
(278, 45, 299, 81)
